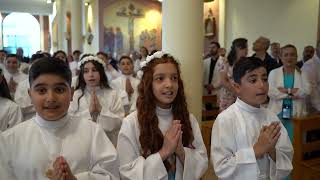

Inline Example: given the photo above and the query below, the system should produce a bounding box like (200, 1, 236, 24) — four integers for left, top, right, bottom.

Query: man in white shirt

(301, 43, 320, 113)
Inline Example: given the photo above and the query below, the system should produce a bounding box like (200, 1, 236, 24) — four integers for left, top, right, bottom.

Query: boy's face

(234, 67, 268, 108)
(119, 58, 134, 75)
(5, 57, 19, 74)
(28, 74, 73, 121)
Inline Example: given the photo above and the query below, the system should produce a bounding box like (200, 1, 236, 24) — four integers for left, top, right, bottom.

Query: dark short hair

(29, 57, 72, 87)
(53, 50, 67, 58)
(31, 53, 46, 62)
(6, 54, 17, 59)
(73, 50, 81, 55)
(119, 55, 133, 64)
(233, 56, 266, 84)
(210, 41, 221, 49)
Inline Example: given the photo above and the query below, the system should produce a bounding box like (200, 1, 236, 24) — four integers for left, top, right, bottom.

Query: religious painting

(102, 0, 162, 58)
(203, 1, 219, 55)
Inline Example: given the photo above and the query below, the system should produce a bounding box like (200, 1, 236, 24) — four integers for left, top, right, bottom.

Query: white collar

(85, 86, 102, 93)
(235, 98, 261, 113)
(34, 113, 69, 129)
(156, 106, 172, 116)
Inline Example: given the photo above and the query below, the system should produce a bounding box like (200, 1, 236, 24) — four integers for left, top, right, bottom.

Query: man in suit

(203, 41, 220, 96)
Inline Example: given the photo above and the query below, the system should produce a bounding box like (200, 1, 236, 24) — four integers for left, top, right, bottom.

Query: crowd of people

(0, 35, 318, 179)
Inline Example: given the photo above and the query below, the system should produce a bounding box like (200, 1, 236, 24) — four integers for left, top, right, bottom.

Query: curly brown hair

(136, 54, 194, 171)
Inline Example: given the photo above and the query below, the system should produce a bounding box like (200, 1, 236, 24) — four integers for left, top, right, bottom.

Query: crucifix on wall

(116, 2, 144, 51)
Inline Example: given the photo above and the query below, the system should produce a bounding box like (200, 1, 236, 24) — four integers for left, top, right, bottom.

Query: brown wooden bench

(292, 115, 320, 180)
(202, 95, 219, 120)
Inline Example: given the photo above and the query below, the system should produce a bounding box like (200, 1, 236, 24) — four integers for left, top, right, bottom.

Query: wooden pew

(292, 115, 320, 180)
(202, 95, 219, 120)
(201, 95, 219, 157)
(201, 120, 214, 158)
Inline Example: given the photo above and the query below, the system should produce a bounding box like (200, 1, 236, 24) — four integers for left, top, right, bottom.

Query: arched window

(2, 13, 40, 58)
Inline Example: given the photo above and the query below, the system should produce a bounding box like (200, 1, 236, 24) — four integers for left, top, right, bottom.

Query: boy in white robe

(110, 56, 140, 115)
(1, 57, 120, 180)
(211, 57, 293, 180)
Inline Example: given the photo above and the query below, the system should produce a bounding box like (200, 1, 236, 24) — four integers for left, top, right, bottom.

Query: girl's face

(119, 58, 134, 75)
(83, 62, 101, 87)
(152, 63, 179, 109)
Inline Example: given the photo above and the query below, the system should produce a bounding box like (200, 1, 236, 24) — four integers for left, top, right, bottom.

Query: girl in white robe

(211, 57, 293, 180)
(69, 55, 125, 146)
(0, 69, 23, 131)
(2, 57, 120, 180)
(110, 56, 140, 115)
(117, 51, 208, 180)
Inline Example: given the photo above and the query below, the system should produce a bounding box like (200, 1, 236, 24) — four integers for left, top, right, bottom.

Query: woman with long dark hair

(218, 38, 248, 111)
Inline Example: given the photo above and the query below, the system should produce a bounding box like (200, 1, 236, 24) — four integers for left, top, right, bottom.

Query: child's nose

(46, 90, 56, 101)
(164, 78, 173, 88)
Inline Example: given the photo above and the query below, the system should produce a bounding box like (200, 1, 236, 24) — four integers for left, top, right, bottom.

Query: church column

(56, 0, 67, 51)
(162, 0, 203, 122)
(71, 0, 83, 52)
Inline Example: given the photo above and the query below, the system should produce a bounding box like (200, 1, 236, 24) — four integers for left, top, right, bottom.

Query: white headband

(140, 51, 166, 68)
(78, 56, 106, 70)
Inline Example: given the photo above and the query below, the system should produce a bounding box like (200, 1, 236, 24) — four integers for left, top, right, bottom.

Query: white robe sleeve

(98, 91, 125, 133)
(74, 124, 120, 180)
(268, 113, 293, 179)
(211, 114, 258, 179)
(0, 133, 17, 180)
(178, 114, 208, 179)
(294, 70, 311, 98)
(7, 102, 23, 129)
(117, 114, 168, 180)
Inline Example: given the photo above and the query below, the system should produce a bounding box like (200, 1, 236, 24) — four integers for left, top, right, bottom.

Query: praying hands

(159, 120, 183, 161)
(89, 88, 101, 121)
(253, 121, 281, 161)
(50, 156, 77, 180)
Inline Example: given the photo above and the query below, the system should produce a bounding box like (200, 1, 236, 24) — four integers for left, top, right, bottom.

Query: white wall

(223, 0, 319, 59)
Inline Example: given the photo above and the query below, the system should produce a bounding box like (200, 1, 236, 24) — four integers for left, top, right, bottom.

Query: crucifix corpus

(117, 3, 144, 51)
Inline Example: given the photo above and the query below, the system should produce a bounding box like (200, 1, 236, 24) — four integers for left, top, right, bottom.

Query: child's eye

(249, 79, 256, 83)
(84, 69, 89, 73)
(55, 87, 66, 94)
(262, 77, 268, 82)
(171, 75, 178, 81)
(155, 76, 164, 81)
(36, 88, 47, 94)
